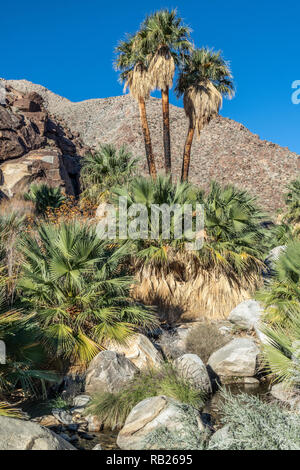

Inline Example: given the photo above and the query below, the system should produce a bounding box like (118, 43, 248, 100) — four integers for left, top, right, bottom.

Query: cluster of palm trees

(115, 9, 234, 181)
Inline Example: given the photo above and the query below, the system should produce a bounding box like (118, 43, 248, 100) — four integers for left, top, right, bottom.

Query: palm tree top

(140, 9, 192, 59)
(176, 48, 235, 99)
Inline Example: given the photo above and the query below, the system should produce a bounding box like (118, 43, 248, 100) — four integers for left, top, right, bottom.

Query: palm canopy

(140, 9, 192, 90)
(18, 221, 157, 362)
(80, 144, 138, 198)
(283, 178, 300, 234)
(24, 183, 66, 216)
(176, 48, 234, 134)
(115, 32, 152, 101)
(201, 182, 268, 275)
(257, 241, 300, 324)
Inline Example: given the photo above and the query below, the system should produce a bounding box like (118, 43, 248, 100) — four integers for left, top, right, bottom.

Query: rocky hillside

(0, 81, 88, 198)
(2, 78, 300, 211)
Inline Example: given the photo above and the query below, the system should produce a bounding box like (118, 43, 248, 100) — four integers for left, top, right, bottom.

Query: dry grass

(0, 196, 34, 218)
(133, 262, 262, 323)
(149, 46, 175, 91)
(184, 81, 222, 136)
(185, 322, 231, 363)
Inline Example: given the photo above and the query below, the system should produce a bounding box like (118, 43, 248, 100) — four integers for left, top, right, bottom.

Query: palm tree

(141, 9, 191, 176)
(111, 178, 268, 320)
(18, 221, 157, 362)
(261, 312, 300, 388)
(24, 183, 66, 216)
(257, 241, 300, 324)
(176, 49, 234, 181)
(115, 34, 157, 179)
(0, 280, 56, 398)
(80, 144, 138, 204)
(282, 178, 300, 237)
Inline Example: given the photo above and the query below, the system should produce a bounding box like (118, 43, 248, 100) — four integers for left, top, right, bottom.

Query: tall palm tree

(141, 9, 191, 176)
(115, 34, 157, 179)
(176, 49, 234, 182)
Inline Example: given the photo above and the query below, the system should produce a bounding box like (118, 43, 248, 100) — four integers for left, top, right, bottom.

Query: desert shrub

(24, 183, 66, 216)
(283, 178, 300, 231)
(185, 323, 231, 363)
(141, 402, 209, 450)
(208, 389, 300, 450)
(86, 365, 205, 429)
(80, 144, 138, 205)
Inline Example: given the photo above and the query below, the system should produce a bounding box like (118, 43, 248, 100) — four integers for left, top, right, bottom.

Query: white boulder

(173, 354, 211, 393)
(208, 338, 260, 378)
(0, 417, 76, 450)
(117, 395, 205, 450)
(85, 350, 137, 394)
(105, 333, 163, 370)
(229, 300, 263, 330)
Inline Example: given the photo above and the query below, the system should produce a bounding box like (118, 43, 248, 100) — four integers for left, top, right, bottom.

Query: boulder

(52, 409, 73, 426)
(0, 416, 76, 450)
(85, 414, 102, 432)
(208, 425, 232, 449)
(173, 354, 211, 394)
(92, 444, 102, 450)
(85, 350, 137, 394)
(270, 382, 300, 411)
(73, 395, 91, 407)
(117, 395, 205, 450)
(264, 246, 286, 275)
(228, 300, 263, 330)
(0, 83, 87, 197)
(71, 394, 91, 413)
(207, 338, 260, 378)
(105, 333, 163, 370)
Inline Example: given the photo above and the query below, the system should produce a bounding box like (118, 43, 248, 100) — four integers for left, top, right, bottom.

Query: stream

(21, 381, 270, 450)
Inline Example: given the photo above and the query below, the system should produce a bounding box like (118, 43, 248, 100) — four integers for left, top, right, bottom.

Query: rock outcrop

(0, 81, 87, 198)
(0, 416, 76, 450)
(3, 78, 299, 212)
(104, 333, 163, 370)
(207, 338, 260, 378)
(117, 395, 206, 450)
(85, 350, 137, 394)
(173, 354, 211, 393)
(228, 300, 263, 330)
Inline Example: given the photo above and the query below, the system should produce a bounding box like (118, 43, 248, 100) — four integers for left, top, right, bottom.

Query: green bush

(18, 221, 157, 362)
(24, 183, 66, 215)
(86, 365, 205, 429)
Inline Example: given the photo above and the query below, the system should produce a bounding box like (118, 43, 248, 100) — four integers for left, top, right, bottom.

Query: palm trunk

(138, 97, 157, 179)
(181, 124, 195, 182)
(161, 86, 171, 177)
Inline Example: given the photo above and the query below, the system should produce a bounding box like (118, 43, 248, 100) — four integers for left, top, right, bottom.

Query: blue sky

(1, 0, 300, 153)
